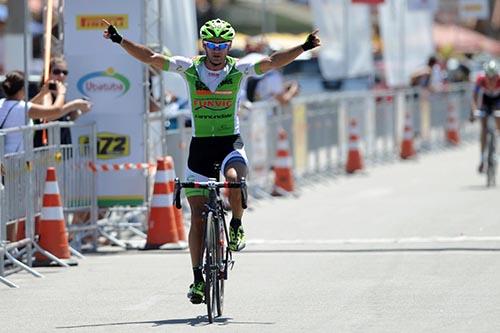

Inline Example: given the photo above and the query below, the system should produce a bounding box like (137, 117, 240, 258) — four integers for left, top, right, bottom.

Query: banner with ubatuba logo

(64, 0, 145, 207)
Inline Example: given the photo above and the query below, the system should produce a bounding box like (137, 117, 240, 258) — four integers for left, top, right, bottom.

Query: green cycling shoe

(229, 224, 246, 251)
(187, 281, 205, 304)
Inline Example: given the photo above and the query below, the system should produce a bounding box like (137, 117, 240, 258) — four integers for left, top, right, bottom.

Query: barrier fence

(166, 83, 474, 197)
(1, 83, 476, 287)
(0, 122, 97, 287)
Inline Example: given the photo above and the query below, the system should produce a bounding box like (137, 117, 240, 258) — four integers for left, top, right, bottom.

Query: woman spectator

(32, 56, 90, 147)
(0, 70, 90, 154)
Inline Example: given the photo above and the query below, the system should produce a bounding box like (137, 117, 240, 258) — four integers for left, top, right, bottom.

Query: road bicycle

(474, 109, 500, 187)
(174, 172, 247, 323)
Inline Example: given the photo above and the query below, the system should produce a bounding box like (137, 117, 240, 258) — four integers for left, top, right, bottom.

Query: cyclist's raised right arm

(103, 22, 166, 71)
(119, 39, 166, 71)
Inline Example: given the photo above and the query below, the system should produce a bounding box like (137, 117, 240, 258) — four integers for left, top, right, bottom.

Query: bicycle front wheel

(215, 216, 225, 317)
(204, 211, 217, 323)
(487, 131, 497, 187)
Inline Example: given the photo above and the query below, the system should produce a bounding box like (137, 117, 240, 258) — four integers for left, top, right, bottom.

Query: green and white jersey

(163, 55, 263, 137)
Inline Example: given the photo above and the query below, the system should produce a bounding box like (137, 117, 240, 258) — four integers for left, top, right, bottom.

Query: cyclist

(103, 18, 320, 304)
(471, 60, 500, 173)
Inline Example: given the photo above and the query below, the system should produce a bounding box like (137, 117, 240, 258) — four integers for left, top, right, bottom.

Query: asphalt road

(2, 143, 500, 333)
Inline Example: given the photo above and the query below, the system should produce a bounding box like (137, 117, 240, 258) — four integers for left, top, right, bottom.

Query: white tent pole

(43, 0, 54, 82)
(23, 0, 29, 111)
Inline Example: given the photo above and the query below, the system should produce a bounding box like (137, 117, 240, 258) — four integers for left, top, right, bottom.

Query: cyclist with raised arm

(103, 18, 320, 304)
(471, 60, 500, 173)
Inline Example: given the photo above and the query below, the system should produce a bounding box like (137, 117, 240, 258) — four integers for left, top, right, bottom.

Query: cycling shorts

(185, 134, 248, 197)
(480, 95, 500, 116)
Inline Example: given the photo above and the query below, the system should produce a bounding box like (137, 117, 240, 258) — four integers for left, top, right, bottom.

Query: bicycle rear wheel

(204, 211, 217, 323)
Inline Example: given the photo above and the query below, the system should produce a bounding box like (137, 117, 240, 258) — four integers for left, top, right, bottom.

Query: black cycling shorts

(481, 95, 500, 115)
(187, 134, 246, 179)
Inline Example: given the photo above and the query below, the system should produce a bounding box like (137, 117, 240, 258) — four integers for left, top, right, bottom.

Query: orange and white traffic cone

(15, 219, 25, 241)
(34, 167, 72, 264)
(345, 118, 364, 173)
(272, 128, 294, 196)
(144, 158, 179, 250)
(15, 216, 40, 241)
(165, 156, 187, 243)
(446, 102, 460, 145)
(400, 110, 416, 159)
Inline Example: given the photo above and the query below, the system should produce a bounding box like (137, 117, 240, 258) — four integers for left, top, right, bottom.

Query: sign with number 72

(79, 132, 130, 160)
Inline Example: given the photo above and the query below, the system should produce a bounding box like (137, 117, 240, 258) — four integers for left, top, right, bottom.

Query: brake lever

(174, 178, 182, 209)
(240, 177, 248, 209)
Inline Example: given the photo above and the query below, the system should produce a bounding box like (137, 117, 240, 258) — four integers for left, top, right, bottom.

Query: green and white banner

(309, 0, 374, 80)
(64, 0, 146, 207)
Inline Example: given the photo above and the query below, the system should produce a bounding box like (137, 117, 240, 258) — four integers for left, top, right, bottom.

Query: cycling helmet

(484, 60, 498, 78)
(200, 19, 235, 41)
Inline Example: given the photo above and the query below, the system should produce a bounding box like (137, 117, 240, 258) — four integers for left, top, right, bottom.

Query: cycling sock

(230, 217, 241, 228)
(193, 266, 204, 283)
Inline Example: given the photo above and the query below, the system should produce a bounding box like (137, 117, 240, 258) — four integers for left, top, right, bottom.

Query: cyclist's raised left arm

(256, 30, 320, 74)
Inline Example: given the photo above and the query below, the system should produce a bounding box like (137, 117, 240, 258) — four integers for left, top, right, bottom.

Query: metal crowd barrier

(164, 83, 474, 198)
(0, 122, 97, 288)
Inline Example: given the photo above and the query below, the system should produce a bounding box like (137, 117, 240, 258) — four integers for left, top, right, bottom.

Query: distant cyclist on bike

(471, 60, 500, 173)
(103, 19, 320, 304)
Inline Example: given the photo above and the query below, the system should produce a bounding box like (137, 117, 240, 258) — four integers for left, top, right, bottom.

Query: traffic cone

(144, 158, 179, 250)
(15, 216, 40, 241)
(345, 118, 364, 173)
(34, 167, 71, 263)
(400, 110, 416, 159)
(446, 102, 460, 145)
(165, 156, 186, 242)
(272, 128, 294, 196)
(15, 219, 25, 241)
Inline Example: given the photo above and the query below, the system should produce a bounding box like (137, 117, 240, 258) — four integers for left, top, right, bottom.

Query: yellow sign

(292, 103, 308, 174)
(79, 132, 130, 160)
(76, 15, 128, 30)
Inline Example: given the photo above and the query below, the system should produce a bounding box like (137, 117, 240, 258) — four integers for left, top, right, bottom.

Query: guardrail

(0, 122, 97, 287)
(1, 83, 475, 287)
(164, 83, 474, 198)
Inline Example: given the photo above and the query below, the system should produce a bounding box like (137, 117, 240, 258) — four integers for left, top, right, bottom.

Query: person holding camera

(32, 56, 91, 147)
(0, 70, 89, 154)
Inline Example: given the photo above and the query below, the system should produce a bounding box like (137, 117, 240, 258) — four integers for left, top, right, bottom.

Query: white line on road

(247, 236, 500, 246)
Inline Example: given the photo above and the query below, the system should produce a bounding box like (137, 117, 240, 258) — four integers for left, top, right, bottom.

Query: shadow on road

(56, 316, 275, 329)
(460, 184, 496, 191)
(242, 247, 500, 253)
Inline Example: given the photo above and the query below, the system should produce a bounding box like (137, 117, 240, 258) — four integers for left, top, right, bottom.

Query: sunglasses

(52, 69, 69, 75)
(203, 41, 230, 51)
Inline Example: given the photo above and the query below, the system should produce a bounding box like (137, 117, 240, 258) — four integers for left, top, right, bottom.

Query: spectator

(32, 56, 91, 147)
(446, 57, 471, 83)
(409, 55, 445, 89)
(0, 70, 89, 154)
(241, 36, 299, 106)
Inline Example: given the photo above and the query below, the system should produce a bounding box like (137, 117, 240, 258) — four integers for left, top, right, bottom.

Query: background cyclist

(471, 60, 500, 173)
(103, 18, 320, 304)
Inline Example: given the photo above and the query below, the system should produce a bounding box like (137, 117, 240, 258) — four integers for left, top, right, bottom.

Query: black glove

(107, 24, 123, 44)
(301, 33, 316, 51)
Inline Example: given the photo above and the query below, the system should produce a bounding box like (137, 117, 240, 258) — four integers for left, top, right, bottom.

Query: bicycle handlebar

(174, 178, 248, 210)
